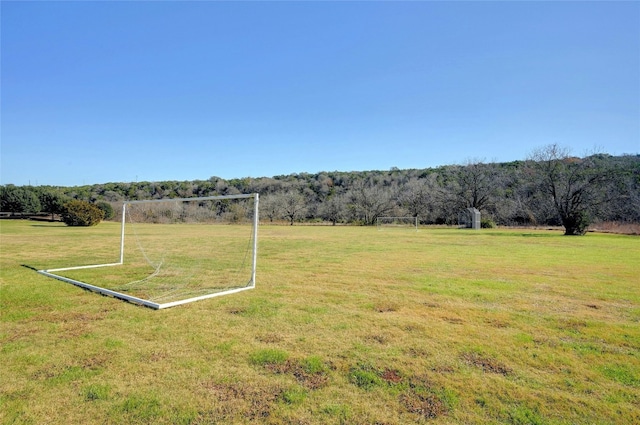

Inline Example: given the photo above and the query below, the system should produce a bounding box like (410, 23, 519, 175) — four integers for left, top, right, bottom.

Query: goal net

(38, 194, 259, 309)
(376, 216, 418, 230)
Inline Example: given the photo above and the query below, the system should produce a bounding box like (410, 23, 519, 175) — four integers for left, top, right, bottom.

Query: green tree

(39, 191, 69, 221)
(95, 201, 115, 220)
(61, 200, 104, 226)
(0, 186, 41, 215)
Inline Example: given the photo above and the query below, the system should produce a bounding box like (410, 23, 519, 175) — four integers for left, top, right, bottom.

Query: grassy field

(1, 219, 639, 424)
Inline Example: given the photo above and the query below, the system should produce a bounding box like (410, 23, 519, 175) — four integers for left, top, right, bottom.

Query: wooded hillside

(2, 150, 639, 234)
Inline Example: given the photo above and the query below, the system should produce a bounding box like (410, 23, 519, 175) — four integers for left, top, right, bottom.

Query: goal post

(376, 216, 418, 231)
(38, 193, 259, 309)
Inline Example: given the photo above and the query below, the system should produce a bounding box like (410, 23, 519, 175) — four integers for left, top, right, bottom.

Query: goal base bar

(37, 264, 255, 310)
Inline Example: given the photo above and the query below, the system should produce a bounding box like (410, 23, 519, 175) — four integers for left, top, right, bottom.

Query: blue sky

(2, 1, 638, 187)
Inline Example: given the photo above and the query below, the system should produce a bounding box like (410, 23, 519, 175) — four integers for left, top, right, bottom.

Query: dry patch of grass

(201, 380, 285, 422)
(347, 363, 456, 420)
(400, 391, 449, 419)
(460, 351, 512, 375)
(373, 301, 400, 313)
(251, 349, 331, 390)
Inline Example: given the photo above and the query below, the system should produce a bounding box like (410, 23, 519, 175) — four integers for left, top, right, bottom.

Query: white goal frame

(376, 216, 418, 231)
(37, 193, 259, 309)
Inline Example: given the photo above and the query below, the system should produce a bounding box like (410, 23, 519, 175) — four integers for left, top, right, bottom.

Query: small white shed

(468, 208, 481, 230)
(459, 208, 481, 230)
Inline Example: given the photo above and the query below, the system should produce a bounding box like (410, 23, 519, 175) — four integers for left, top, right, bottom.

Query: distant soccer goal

(376, 216, 418, 231)
(38, 194, 259, 309)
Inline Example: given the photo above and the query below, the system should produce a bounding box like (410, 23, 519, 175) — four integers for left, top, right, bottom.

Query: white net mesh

(118, 197, 257, 302)
(376, 216, 418, 230)
(54, 195, 258, 307)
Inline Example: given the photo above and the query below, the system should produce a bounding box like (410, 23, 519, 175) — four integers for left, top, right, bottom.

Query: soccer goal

(376, 216, 418, 230)
(38, 194, 259, 309)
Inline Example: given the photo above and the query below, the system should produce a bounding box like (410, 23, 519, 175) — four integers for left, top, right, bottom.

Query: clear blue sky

(2, 1, 639, 187)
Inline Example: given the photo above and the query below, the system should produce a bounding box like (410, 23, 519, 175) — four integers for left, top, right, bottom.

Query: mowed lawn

(1, 219, 639, 424)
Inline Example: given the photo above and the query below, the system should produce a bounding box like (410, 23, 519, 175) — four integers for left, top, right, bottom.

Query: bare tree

(319, 193, 347, 225)
(280, 190, 308, 225)
(455, 159, 499, 210)
(397, 176, 438, 223)
(596, 154, 640, 224)
(260, 194, 282, 223)
(528, 144, 613, 235)
(346, 181, 396, 225)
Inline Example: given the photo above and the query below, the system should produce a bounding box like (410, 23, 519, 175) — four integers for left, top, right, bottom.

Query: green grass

(1, 219, 639, 424)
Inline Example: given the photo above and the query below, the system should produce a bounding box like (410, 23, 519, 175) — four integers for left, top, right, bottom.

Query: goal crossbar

(37, 193, 259, 309)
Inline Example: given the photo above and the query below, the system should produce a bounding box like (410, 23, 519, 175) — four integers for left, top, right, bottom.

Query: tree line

(2, 145, 638, 235)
